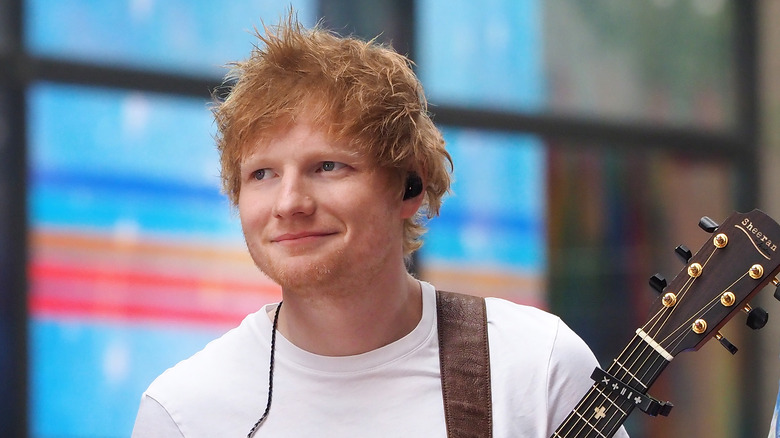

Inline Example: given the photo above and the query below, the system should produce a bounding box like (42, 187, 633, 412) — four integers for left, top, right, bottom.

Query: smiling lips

(271, 231, 337, 244)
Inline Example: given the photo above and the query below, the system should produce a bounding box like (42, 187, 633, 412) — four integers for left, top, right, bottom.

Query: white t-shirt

(132, 281, 629, 437)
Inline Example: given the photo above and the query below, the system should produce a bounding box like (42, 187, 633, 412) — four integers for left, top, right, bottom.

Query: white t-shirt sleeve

(485, 297, 629, 438)
(131, 393, 185, 438)
(546, 318, 630, 438)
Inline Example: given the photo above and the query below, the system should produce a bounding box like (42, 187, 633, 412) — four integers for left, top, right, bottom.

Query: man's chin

(260, 258, 340, 290)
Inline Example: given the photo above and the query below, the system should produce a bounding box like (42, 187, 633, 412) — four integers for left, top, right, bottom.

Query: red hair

(213, 13, 452, 255)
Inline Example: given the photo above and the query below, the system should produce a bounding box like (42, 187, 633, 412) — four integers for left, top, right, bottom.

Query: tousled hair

(213, 12, 452, 256)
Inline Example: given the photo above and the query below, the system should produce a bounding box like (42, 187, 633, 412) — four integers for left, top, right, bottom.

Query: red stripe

(30, 262, 276, 295)
(30, 294, 273, 327)
(28, 261, 281, 324)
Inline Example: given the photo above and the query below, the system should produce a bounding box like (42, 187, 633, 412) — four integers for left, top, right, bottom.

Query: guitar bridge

(590, 367, 673, 417)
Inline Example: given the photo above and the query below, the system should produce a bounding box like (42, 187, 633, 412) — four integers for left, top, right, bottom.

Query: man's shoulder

(484, 296, 562, 330)
(482, 296, 596, 366)
(144, 310, 268, 402)
(431, 289, 563, 342)
(135, 309, 276, 436)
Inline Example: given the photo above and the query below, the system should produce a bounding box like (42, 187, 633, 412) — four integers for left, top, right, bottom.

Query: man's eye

(252, 169, 273, 180)
(320, 161, 345, 172)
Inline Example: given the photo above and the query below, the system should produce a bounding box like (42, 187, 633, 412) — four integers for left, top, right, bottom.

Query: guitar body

(552, 209, 780, 438)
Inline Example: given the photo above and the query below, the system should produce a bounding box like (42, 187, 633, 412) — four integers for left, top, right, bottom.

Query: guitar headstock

(644, 209, 780, 357)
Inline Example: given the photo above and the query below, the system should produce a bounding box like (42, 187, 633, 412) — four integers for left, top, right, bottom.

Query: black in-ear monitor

(403, 173, 423, 200)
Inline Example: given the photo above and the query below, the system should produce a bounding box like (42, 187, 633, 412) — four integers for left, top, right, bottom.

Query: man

(132, 13, 629, 438)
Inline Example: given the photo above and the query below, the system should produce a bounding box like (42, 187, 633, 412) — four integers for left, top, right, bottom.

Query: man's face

(238, 119, 414, 292)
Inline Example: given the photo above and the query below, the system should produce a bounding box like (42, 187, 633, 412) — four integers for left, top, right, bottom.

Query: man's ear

(402, 172, 423, 200)
(401, 172, 425, 219)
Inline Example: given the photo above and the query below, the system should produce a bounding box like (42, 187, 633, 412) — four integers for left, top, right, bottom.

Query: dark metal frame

(0, 0, 759, 436)
(732, 3, 761, 436)
(1, 0, 28, 436)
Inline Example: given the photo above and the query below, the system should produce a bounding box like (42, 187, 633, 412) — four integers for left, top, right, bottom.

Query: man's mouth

(271, 231, 338, 244)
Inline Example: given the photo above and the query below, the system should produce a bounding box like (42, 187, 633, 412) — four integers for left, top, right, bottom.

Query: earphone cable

(247, 300, 282, 437)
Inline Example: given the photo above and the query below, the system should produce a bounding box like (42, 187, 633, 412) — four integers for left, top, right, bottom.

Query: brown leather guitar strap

(436, 290, 493, 438)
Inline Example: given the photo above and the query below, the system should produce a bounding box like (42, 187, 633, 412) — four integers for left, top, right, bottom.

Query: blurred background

(1, 0, 779, 436)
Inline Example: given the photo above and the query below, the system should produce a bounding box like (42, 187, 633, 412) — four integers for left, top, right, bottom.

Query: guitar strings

(553, 338, 654, 437)
(554, 286, 680, 436)
(554, 306, 674, 435)
(554, 236, 760, 438)
(611, 246, 715, 387)
(662, 271, 748, 355)
(597, 243, 734, 435)
(650, 246, 719, 347)
(627, 243, 721, 369)
(559, 215, 780, 437)
(553, 243, 730, 438)
(649, 246, 746, 354)
(566, 225, 779, 437)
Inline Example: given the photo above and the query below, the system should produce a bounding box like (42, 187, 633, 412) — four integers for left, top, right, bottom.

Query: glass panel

(0, 86, 20, 435)
(319, 0, 413, 55)
(0, 0, 9, 52)
(416, 0, 735, 130)
(547, 141, 737, 437)
(545, 1, 736, 129)
(24, 0, 316, 76)
(761, 1, 780, 431)
(27, 83, 279, 437)
(416, 0, 545, 113)
(419, 127, 547, 307)
(0, 88, 6, 355)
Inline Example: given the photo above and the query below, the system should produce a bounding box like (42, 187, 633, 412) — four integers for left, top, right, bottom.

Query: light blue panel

(416, 0, 546, 271)
(30, 177, 239, 240)
(443, 129, 544, 215)
(422, 127, 546, 271)
(29, 83, 220, 185)
(25, 0, 316, 75)
(27, 83, 243, 241)
(416, 0, 545, 111)
(30, 318, 224, 438)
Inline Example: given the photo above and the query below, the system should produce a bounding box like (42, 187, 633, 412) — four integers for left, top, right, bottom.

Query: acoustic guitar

(552, 209, 780, 437)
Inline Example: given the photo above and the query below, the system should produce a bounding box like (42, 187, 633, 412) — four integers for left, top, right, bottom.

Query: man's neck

(274, 269, 423, 356)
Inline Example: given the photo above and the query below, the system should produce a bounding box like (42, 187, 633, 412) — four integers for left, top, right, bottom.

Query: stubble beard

(246, 239, 392, 300)
(249, 242, 347, 294)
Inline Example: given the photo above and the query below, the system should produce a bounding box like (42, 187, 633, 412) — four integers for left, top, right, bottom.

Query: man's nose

(272, 173, 315, 218)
